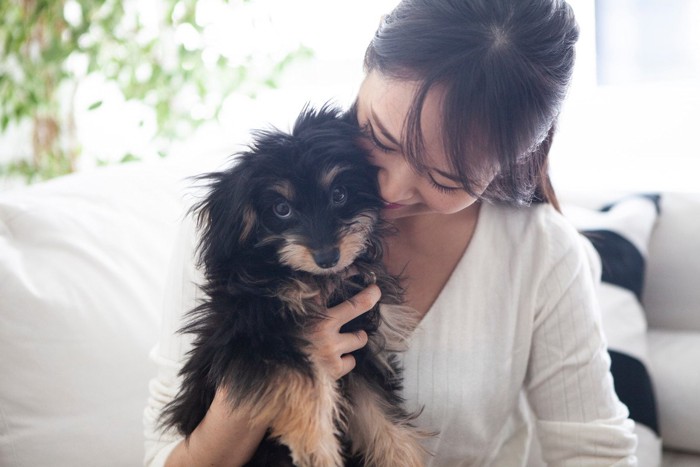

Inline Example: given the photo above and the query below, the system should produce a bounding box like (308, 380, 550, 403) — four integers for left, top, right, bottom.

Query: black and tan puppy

(159, 105, 427, 466)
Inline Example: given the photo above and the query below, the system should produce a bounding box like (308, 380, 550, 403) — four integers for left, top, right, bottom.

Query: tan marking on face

(319, 165, 350, 191)
(336, 213, 375, 265)
(277, 211, 377, 275)
(270, 180, 295, 200)
(278, 243, 321, 273)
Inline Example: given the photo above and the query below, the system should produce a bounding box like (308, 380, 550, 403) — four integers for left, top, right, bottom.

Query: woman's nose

(377, 156, 415, 203)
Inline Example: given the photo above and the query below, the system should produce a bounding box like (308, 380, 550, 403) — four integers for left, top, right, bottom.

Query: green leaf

(120, 153, 141, 164)
(87, 100, 103, 111)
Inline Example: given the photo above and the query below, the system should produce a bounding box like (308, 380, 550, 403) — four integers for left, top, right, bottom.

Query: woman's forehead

(358, 72, 449, 165)
(358, 73, 419, 127)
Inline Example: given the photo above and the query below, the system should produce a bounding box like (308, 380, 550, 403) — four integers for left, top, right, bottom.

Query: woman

(144, 0, 638, 465)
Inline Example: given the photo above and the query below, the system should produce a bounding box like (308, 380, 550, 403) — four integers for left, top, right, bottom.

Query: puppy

(159, 105, 427, 466)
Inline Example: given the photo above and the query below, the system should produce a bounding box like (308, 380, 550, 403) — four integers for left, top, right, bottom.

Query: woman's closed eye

(428, 177, 463, 194)
(428, 174, 463, 194)
(361, 120, 464, 194)
(362, 123, 395, 153)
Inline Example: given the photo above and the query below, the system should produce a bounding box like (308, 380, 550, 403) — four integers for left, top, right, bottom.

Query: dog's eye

(331, 186, 347, 206)
(273, 200, 292, 219)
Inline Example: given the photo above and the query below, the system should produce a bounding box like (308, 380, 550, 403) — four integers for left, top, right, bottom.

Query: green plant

(0, 0, 312, 183)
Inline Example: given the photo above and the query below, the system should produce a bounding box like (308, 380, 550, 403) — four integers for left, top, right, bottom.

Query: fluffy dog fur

(159, 105, 427, 466)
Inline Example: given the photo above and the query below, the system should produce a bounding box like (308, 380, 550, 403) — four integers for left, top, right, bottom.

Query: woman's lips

(383, 202, 405, 210)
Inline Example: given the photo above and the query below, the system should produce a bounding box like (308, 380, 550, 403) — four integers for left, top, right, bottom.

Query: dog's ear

(190, 158, 259, 270)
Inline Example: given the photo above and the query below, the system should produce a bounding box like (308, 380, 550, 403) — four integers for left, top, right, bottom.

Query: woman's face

(356, 71, 486, 221)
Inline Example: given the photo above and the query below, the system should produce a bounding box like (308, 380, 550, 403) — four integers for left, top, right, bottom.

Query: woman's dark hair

(363, 0, 579, 208)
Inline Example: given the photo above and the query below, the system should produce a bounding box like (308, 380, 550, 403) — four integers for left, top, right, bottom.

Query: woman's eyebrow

(370, 107, 402, 147)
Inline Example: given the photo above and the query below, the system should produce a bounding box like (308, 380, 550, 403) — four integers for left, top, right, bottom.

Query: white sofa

(1, 158, 699, 466)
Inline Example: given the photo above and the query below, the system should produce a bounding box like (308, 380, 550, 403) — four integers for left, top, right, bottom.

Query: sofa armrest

(0, 161, 193, 466)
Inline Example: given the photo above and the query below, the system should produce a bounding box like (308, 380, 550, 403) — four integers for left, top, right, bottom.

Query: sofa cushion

(561, 191, 700, 333)
(563, 194, 662, 464)
(0, 162, 188, 467)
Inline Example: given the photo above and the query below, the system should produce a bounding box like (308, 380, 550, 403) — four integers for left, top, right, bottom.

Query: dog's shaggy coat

(159, 106, 426, 466)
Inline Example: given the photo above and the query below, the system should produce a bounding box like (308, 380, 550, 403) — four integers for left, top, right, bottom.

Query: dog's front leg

(344, 374, 428, 467)
(259, 367, 345, 467)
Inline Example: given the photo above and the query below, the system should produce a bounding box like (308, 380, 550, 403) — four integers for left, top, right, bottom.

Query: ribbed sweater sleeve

(525, 213, 638, 465)
(143, 215, 200, 467)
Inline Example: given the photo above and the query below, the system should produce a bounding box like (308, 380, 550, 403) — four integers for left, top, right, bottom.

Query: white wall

(551, 0, 700, 194)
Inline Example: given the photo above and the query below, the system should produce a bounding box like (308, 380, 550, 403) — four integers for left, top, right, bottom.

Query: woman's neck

(382, 202, 481, 316)
(387, 202, 481, 256)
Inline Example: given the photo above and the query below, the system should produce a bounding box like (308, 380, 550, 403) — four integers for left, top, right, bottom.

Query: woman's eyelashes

(428, 174, 462, 194)
(363, 123, 395, 153)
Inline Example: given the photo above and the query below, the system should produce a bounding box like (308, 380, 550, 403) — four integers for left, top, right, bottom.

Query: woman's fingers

(329, 335, 365, 379)
(308, 285, 381, 380)
(339, 329, 369, 354)
(329, 284, 381, 330)
(336, 329, 370, 377)
(339, 353, 358, 376)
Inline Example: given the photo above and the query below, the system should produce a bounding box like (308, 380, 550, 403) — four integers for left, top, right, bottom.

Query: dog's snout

(312, 247, 340, 269)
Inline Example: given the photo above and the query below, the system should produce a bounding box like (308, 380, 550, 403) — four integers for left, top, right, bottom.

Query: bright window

(552, 1, 700, 193)
(595, 0, 700, 85)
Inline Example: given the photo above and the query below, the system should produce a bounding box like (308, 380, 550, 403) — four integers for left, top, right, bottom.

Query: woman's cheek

(432, 192, 478, 214)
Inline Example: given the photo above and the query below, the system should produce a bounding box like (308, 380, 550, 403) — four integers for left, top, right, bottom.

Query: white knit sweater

(397, 202, 637, 466)
(143, 202, 638, 466)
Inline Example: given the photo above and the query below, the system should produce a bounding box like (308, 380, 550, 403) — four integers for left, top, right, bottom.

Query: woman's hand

(165, 286, 381, 467)
(165, 386, 267, 467)
(307, 284, 382, 380)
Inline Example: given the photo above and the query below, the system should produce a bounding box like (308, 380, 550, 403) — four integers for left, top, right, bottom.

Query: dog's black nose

(313, 247, 340, 269)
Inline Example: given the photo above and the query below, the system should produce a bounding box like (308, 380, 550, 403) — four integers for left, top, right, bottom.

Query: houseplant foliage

(0, 0, 312, 182)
